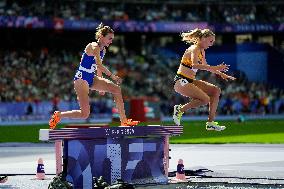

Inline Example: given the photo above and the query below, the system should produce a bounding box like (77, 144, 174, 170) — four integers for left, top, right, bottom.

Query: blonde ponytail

(181, 28, 215, 44)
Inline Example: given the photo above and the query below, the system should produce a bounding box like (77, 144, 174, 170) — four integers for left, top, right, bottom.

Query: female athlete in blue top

(49, 23, 139, 128)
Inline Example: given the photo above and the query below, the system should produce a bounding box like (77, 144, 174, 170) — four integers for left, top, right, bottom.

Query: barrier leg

(164, 136, 169, 177)
(55, 140, 63, 175)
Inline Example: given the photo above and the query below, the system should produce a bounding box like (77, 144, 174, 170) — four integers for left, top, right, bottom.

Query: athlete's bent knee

(111, 85, 121, 94)
(201, 95, 210, 105)
(81, 110, 90, 119)
(212, 87, 221, 97)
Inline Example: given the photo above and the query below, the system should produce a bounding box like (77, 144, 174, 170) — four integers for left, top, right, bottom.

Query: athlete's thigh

(74, 79, 90, 110)
(174, 79, 209, 101)
(192, 79, 219, 96)
(90, 76, 119, 93)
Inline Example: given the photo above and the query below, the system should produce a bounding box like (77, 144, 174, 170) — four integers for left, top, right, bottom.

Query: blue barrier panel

(39, 125, 182, 188)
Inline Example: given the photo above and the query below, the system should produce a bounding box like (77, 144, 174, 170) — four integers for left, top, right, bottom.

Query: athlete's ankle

(178, 105, 184, 113)
(54, 111, 61, 118)
(121, 118, 127, 124)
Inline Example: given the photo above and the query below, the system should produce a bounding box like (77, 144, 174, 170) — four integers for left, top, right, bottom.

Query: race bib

(92, 64, 97, 71)
(179, 79, 189, 86)
(75, 71, 82, 79)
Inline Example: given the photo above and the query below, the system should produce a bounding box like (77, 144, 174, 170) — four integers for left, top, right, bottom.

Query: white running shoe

(206, 121, 226, 131)
(173, 105, 184, 126)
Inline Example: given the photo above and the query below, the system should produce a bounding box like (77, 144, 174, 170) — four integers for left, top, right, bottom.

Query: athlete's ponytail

(95, 23, 114, 40)
(181, 28, 215, 44)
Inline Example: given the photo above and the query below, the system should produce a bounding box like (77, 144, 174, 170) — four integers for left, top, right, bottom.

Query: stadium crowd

(1, 44, 284, 117)
(0, 0, 283, 24)
(0, 0, 283, 117)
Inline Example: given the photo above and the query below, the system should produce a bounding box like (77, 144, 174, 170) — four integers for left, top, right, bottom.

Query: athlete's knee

(201, 95, 210, 105)
(80, 109, 90, 119)
(212, 87, 221, 97)
(110, 85, 121, 94)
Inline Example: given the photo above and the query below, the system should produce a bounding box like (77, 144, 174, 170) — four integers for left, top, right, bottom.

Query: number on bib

(179, 79, 189, 86)
(75, 71, 82, 79)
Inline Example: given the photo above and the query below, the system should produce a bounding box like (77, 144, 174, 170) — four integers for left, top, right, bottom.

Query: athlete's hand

(219, 73, 236, 81)
(99, 91, 105, 96)
(214, 63, 230, 72)
(111, 74, 122, 85)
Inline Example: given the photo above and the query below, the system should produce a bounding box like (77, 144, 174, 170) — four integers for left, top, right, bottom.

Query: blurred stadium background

(0, 0, 284, 126)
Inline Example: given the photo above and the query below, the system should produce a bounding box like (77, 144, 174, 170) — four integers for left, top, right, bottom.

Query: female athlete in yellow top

(49, 23, 139, 128)
(173, 28, 235, 131)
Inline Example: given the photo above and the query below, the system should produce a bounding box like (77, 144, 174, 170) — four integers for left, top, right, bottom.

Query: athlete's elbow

(192, 65, 198, 69)
(96, 64, 104, 70)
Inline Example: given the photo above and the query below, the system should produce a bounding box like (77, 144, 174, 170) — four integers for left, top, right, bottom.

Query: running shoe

(173, 104, 183, 126)
(49, 111, 61, 129)
(206, 121, 226, 131)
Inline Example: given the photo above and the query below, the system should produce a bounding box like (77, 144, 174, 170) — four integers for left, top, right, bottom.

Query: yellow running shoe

(206, 121, 226, 131)
(173, 105, 183, 126)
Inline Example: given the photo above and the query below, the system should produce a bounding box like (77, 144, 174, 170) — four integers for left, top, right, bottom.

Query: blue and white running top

(74, 50, 105, 87)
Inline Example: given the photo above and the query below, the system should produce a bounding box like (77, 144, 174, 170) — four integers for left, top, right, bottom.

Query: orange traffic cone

(35, 158, 46, 180)
(176, 159, 186, 181)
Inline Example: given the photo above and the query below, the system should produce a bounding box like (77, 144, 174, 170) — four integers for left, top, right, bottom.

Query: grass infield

(0, 120, 284, 144)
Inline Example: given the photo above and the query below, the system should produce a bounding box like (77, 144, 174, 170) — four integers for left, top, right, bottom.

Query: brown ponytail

(95, 23, 114, 40)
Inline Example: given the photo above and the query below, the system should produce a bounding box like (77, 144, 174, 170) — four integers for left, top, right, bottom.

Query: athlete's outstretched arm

(96, 63, 103, 78)
(96, 49, 107, 79)
(214, 70, 236, 81)
(88, 43, 122, 84)
(95, 49, 106, 95)
(201, 50, 231, 74)
(190, 48, 229, 73)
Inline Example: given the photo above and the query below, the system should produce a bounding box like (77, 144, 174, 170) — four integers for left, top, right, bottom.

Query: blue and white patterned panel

(65, 136, 168, 188)
(107, 143, 121, 183)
